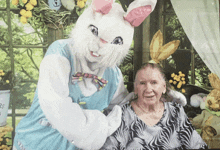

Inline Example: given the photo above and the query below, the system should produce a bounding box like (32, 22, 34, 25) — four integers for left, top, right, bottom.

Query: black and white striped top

(101, 102, 208, 150)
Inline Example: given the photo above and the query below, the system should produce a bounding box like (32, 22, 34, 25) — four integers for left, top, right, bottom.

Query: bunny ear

(157, 40, 180, 61)
(92, 0, 115, 14)
(150, 30, 163, 61)
(124, 0, 157, 27)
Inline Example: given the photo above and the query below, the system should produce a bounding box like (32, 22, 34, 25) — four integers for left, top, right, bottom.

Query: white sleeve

(38, 54, 121, 149)
(168, 89, 187, 106)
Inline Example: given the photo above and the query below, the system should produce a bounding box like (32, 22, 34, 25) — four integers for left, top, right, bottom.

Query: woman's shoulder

(121, 102, 132, 111)
(165, 101, 185, 116)
(166, 101, 183, 108)
(120, 102, 136, 117)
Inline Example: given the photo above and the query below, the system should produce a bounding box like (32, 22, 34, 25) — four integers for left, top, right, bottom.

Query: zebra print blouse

(101, 102, 208, 150)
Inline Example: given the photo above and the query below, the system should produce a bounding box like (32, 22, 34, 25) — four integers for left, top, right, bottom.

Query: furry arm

(38, 55, 122, 150)
(168, 90, 187, 106)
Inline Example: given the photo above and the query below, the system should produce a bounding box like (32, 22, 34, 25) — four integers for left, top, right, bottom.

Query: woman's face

(134, 66, 166, 105)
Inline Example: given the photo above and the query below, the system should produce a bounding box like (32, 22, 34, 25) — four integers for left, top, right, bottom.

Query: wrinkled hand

(106, 105, 122, 136)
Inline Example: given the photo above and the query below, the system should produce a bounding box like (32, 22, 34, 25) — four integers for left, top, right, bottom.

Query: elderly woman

(101, 62, 208, 149)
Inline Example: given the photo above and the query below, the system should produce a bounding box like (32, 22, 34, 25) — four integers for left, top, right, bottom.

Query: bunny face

(70, 4, 134, 68)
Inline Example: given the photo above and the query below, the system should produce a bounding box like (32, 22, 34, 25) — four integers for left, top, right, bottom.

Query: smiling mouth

(90, 51, 101, 57)
(144, 95, 154, 98)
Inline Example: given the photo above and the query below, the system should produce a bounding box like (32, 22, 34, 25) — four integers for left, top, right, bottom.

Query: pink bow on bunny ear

(124, 0, 157, 27)
(92, 0, 115, 14)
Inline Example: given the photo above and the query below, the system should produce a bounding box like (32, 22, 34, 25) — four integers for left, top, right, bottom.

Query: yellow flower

(20, 9, 26, 16)
(24, 10, 32, 18)
(181, 88, 186, 93)
(2, 72, 5, 76)
(169, 80, 173, 83)
(0, 70, 3, 73)
(177, 81, 182, 89)
(181, 77, 185, 81)
(182, 81, 186, 84)
(180, 74, 185, 77)
(6, 80, 9, 83)
(178, 71, 182, 74)
(30, 0, 37, 6)
(171, 73, 175, 78)
(20, 16, 27, 24)
(173, 81, 177, 85)
(12, 0, 19, 5)
(77, 0, 85, 8)
(22, 0, 28, 4)
(176, 76, 180, 82)
(25, 3, 34, 11)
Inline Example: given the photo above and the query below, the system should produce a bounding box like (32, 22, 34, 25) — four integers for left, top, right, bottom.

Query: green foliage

(119, 49, 134, 82)
(163, 1, 210, 87)
(0, 3, 44, 109)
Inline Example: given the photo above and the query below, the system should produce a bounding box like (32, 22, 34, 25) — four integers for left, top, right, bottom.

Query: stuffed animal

(13, 0, 157, 150)
(191, 73, 220, 149)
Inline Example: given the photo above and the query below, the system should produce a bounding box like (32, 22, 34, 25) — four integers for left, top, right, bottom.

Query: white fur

(125, 0, 157, 17)
(168, 90, 187, 106)
(38, 55, 122, 149)
(69, 4, 134, 69)
(37, 1, 157, 149)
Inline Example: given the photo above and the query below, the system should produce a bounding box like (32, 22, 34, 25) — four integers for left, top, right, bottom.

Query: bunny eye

(88, 25, 98, 36)
(111, 37, 123, 45)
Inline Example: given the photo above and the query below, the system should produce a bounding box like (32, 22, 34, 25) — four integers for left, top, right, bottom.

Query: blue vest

(13, 39, 121, 150)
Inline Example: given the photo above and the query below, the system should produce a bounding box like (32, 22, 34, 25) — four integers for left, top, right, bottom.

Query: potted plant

(0, 70, 12, 127)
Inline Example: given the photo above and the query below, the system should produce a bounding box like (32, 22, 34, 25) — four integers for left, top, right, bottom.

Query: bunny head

(70, 0, 156, 68)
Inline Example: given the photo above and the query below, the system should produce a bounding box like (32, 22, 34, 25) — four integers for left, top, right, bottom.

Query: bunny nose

(100, 38, 107, 44)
